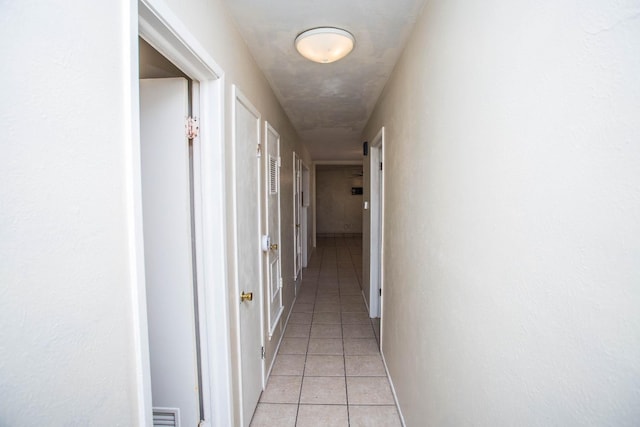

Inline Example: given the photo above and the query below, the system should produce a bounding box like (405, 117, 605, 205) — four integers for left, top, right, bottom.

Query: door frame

(264, 121, 283, 339)
(368, 127, 385, 322)
(311, 160, 363, 247)
(300, 161, 311, 269)
(292, 151, 302, 282)
(129, 1, 232, 425)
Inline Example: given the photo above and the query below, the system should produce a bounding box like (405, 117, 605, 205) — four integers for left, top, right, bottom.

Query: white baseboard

(380, 348, 407, 427)
(362, 289, 371, 313)
(264, 290, 298, 379)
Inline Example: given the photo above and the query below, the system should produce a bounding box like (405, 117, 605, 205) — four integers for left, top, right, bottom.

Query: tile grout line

(338, 236, 352, 426)
(294, 245, 323, 425)
(258, 237, 394, 425)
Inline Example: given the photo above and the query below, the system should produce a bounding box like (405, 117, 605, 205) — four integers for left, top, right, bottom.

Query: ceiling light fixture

(295, 27, 355, 64)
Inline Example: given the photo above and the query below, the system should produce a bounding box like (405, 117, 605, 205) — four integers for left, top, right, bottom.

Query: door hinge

(186, 116, 199, 140)
(257, 144, 262, 158)
(279, 277, 283, 289)
(261, 346, 265, 359)
(380, 162, 383, 171)
(278, 156, 282, 167)
(379, 288, 382, 296)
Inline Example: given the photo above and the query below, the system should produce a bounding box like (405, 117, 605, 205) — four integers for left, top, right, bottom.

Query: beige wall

(316, 165, 364, 235)
(1, 0, 311, 424)
(0, 1, 142, 424)
(363, 0, 640, 425)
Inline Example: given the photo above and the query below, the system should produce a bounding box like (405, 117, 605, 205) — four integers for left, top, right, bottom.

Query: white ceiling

(223, 0, 426, 160)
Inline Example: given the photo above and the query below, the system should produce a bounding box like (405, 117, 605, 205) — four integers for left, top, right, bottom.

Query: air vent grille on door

(269, 156, 278, 194)
(153, 408, 180, 427)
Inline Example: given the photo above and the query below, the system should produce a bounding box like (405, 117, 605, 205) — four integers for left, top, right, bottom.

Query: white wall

(0, 0, 311, 424)
(316, 166, 364, 234)
(0, 1, 142, 424)
(363, 0, 640, 425)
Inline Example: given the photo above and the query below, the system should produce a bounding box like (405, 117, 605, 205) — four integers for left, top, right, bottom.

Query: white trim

(264, 294, 297, 379)
(138, 0, 222, 82)
(369, 127, 384, 318)
(268, 306, 284, 339)
(231, 86, 266, 427)
(300, 162, 311, 270)
(380, 349, 406, 427)
(198, 74, 231, 427)
(229, 87, 242, 427)
(125, 2, 152, 425)
(362, 289, 371, 313)
(265, 121, 283, 338)
(292, 152, 300, 281)
(369, 127, 385, 322)
(134, 1, 232, 425)
(312, 164, 316, 247)
(379, 134, 385, 336)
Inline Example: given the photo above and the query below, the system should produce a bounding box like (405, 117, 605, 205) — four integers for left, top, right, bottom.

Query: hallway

(250, 236, 401, 426)
(3, 1, 639, 425)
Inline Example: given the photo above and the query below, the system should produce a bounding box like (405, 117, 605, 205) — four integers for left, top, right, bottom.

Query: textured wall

(363, 0, 640, 425)
(316, 166, 364, 234)
(0, 1, 141, 425)
(0, 0, 312, 425)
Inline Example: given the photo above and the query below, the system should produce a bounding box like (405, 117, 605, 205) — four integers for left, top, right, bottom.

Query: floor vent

(153, 407, 180, 427)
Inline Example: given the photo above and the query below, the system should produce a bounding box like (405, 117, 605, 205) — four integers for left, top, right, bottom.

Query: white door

(293, 153, 302, 281)
(140, 78, 202, 427)
(265, 122, 283, 336)
(233, 89, 264, 427)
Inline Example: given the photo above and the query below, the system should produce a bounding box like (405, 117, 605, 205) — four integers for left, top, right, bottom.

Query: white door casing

(265, 122, 284, 337)
(293, 152, 302, 282)
(376, 156, 383, 319)
(140, 77, 201, 427)
(232, 87, 265, 427)
(301, 163, 310, 268)
(135, 2, 231, 426)
(369, 127, 385, 320)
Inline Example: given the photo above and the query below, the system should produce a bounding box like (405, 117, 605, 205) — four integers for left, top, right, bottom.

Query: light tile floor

(250, 235, 402, 427)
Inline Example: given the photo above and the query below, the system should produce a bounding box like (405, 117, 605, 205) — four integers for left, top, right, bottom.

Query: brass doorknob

(240, 291, 253, 302)
(269, 243, 278, 251)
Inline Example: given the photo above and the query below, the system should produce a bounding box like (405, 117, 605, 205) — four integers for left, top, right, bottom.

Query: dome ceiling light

(295, 27, 355, 64)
